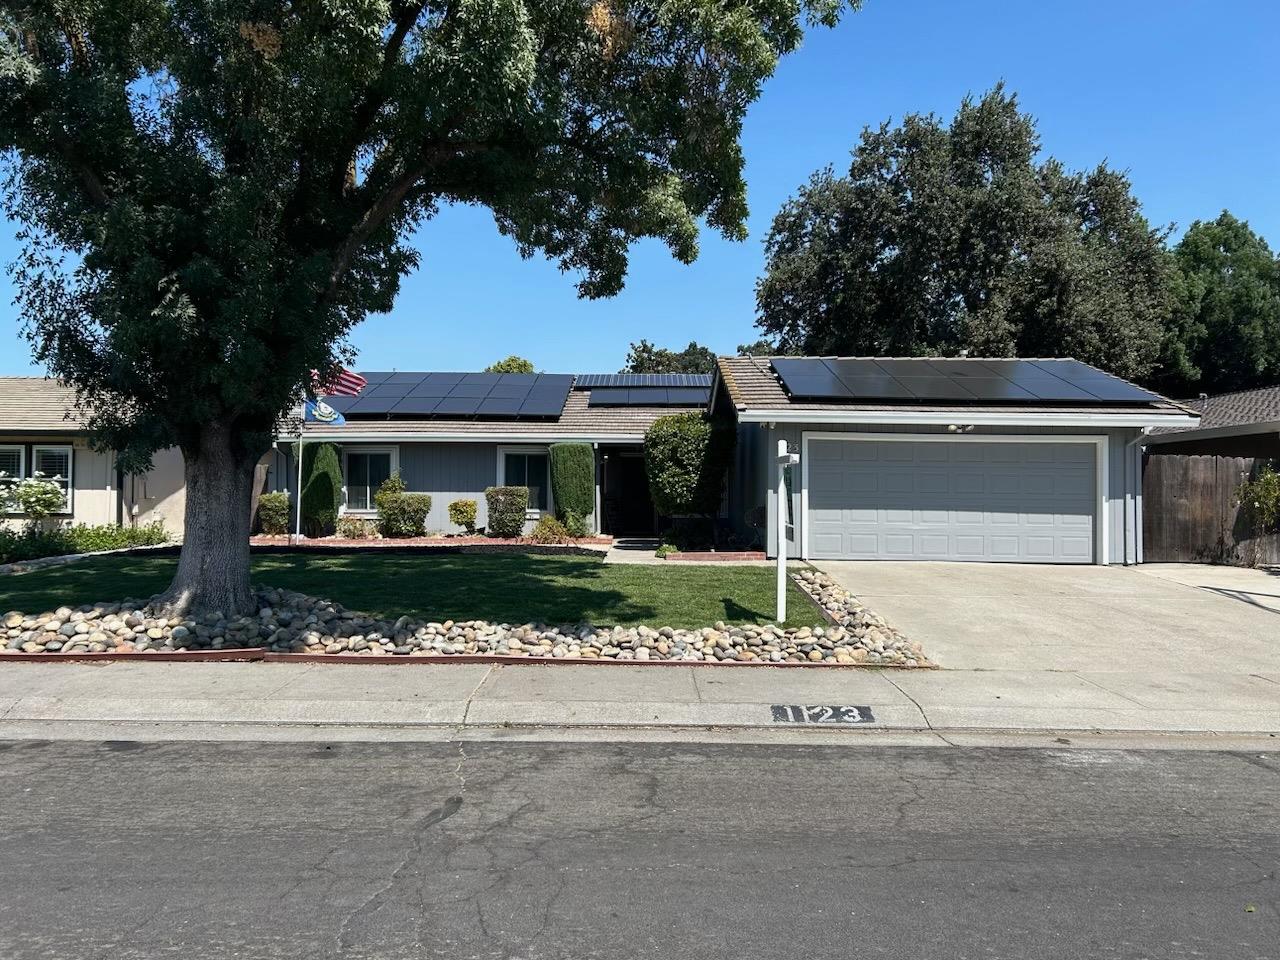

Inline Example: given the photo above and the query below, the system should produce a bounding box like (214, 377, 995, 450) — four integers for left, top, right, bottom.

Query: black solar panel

(588, 386, 712, 407)
(771, 357, 1164, 406)
(320, 372, 573, 420)
(574, 373, 713, 389)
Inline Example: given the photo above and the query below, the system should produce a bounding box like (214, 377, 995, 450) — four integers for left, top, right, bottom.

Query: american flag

(312, 367, 367, 397)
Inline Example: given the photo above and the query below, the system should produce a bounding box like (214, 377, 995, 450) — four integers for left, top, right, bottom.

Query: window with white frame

(32, 445, 73, 512)
(0, 445, 23, 503)
(343, 448, 395, 512)
(499, 448, 549, 512)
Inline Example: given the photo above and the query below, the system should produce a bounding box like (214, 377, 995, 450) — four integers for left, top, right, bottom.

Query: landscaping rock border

(1, 569, 927, 666)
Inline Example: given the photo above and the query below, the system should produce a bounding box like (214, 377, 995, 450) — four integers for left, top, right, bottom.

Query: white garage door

(806, 438, 1097, 563)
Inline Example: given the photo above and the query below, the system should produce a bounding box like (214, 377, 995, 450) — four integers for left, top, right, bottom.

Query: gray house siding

(399, 442, 499, 531)
(747, 421, 1144, 565)
(268, 440, 598, 534)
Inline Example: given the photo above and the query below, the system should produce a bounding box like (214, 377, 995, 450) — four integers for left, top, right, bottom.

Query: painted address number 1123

(770, 704, 875, 724)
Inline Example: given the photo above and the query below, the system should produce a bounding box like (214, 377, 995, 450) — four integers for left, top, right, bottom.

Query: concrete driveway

(815, 560, 1280, 673)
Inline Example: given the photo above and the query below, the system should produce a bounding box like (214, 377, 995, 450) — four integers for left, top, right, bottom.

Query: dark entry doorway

(602, 449, 656, 536)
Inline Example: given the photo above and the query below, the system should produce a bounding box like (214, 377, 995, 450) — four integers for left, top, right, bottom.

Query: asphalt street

(0, 739, 1276, 959)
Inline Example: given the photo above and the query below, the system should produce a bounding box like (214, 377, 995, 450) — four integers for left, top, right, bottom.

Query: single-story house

(2, 357, 1200, 565)
(714, 356, 1198, 565)
(0, 377, 186, 533)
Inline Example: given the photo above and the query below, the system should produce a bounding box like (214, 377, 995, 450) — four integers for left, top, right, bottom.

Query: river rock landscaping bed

(1, 569, 927, 666)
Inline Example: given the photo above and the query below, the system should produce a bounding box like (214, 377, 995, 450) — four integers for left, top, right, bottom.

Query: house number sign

(770, 704, 875, 724)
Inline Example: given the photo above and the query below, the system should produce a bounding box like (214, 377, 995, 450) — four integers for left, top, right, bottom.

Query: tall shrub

(301, 443, 341, 537)
(643, 414, 736, 517)
(549, 443, 594, 523)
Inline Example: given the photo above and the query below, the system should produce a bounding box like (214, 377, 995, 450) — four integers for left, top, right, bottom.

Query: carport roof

(715, 356, 1199, 427)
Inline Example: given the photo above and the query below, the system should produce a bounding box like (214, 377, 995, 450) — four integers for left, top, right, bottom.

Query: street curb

(0, 649, 931, 668)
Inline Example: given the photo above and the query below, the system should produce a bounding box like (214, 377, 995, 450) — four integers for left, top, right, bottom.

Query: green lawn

(0, 552, 818, 629)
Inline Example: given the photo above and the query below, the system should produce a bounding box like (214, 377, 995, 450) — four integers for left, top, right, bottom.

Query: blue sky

(3, 0, 1277, 376)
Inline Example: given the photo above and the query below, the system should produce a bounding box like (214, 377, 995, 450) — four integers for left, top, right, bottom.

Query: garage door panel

(806, 438, 1096, 563)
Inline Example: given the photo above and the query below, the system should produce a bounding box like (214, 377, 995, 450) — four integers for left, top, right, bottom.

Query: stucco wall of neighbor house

(122, 446, 187, 536)
(745, 422, 1146, 565)
(1, 435, 116, 531)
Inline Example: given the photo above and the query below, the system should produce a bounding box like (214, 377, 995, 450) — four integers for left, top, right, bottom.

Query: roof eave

(1142, 419, 1280, 446)
(735, 408, 1201, 428)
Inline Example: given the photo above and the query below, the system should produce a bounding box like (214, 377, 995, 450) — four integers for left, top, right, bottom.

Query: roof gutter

(735, 408, 1201, 428)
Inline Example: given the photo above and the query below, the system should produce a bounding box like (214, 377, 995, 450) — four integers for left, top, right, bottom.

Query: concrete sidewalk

(1, 659, 1277, 738)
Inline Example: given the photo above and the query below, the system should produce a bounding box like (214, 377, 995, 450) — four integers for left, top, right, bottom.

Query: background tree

(485, 355, 536, 374)
(754, 86, 1172, 381)
(622, 339, 717, 374)
(1, 0, 855, 615)
(1157, 212, 1280, 396)
(735, 337, 780, 355)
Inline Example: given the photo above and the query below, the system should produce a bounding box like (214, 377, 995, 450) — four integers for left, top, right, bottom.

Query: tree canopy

(0, 0, 856, 613)
(622, 339, 716, 374)
(1157, 212, 1280, 397)
(485, 355, 536, 374)
(754, 86, 1173, 382)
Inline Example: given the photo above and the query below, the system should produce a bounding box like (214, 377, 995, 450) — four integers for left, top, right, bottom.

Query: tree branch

(324, 139, 492, 296)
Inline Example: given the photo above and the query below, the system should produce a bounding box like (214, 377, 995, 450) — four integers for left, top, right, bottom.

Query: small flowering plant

(8, 474, 68, 528)
(1237, 465, 1280, 533)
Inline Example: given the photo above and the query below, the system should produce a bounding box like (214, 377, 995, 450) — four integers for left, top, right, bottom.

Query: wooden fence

(1143, 454, 1279, 565)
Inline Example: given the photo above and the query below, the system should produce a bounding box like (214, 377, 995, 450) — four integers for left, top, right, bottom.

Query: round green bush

(643, 413, 735, 517)
(448, 498, 477, 534)
(258, 491, 291, 535)
(375, 474, 431, 537)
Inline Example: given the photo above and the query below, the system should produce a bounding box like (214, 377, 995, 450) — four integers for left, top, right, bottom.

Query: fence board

(1143, 454, 1279, 565)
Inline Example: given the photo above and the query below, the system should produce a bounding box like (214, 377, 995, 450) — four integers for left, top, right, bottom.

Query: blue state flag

(304, 399, 346, 425)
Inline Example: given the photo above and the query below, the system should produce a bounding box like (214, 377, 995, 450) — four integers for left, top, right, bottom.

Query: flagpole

(294, 434, 304, 543)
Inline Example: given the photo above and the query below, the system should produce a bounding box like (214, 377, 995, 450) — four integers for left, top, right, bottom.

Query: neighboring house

(714, 356, 1198, 565)
(1140, 384, 1280, 565)
(273, 372, 713, 536)
(0, 377, 186, 533)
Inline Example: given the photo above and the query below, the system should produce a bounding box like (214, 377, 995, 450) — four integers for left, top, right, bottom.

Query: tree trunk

(152, 424, 260, 617)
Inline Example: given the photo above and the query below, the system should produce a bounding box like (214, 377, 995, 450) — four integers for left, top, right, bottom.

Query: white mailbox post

(776, 439, 800, 623)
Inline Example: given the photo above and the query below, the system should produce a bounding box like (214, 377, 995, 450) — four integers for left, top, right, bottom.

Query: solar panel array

(323, 372, 573, 419)
(771, 358, 1162, 405)
(587, 387, 712, 407)
(573, 373, 713, 389)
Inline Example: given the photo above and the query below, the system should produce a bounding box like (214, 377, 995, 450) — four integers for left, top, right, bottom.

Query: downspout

(115, 459, 124, 526)
(1125, 428, 1151, 565)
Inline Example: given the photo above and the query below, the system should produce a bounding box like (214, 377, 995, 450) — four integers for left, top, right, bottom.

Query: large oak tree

(1158, 211, 1280, 397)
(1, 0, 853, 614)
(754, 86, 1173, 382)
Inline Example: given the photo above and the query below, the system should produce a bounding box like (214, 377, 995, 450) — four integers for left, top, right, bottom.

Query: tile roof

(716, 356, 1195, 419)
(1148, 384, 1280, 437)
(301, 388, 697, 440)
(0, 377, 85, 432)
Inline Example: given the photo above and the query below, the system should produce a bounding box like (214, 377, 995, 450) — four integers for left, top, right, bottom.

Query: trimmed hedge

(0, 521, 170, 565)
(549, 443, 594, 522)
(374, 473, 431, 537)
(485, 486, 528, 537)
(258, 491, 291, 535)
(643, 413, 736, 516)
(301, 443, 342, 537)
(448, 498, 477, 534)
